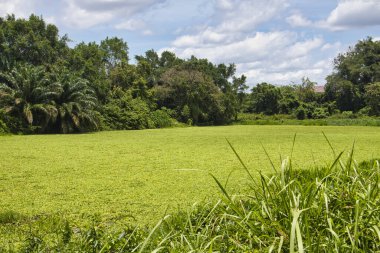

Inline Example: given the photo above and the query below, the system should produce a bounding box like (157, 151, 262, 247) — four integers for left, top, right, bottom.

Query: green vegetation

(236, 113, 380, 126)
(0, 15, 379, 135)
(0, 15, 246, 134)
(0, 13, 379, 252)
(1, 126, 379, 226)
(0, 136, 379, 251)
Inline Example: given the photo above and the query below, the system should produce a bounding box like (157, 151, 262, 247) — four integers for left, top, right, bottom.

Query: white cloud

(285, 38, 323, 58)
(172, 29, 229, 47)
(115, 19, 145, 31)
(115, 19, 153, 35)
(321, 42, 342, 51)
(161, 0, 334, 85)
(44, 16, 57, 25)
(0, 0, 35, 17)
(286, 13, 312, 27)
(287, 0, 380, 31)
(167, 32, 293, 63)
(0, 0, 354, 85)
(320, 0, 380, 31)
(61, 0, 166, 29)
(163, 30, 330, 85)
(62, 0, 114, 28)
(213, 0, 288, 33)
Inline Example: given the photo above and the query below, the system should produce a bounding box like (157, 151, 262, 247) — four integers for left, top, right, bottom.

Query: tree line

(0, 15, 379, 134)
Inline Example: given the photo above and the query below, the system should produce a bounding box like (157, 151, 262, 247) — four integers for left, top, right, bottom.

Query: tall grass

(1, 140, 379, 252)
(146, 143, 379, 252)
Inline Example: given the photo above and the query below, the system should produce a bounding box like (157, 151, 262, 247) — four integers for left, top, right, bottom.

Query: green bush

(0, 119, 9, 134)
(341, 110, 357, 118)
(295, 106, 306, 120)
(357, 106, 371, 116)
(102, 95, 152, 130)
(149, 107, 176, 128)
(312, 107, 329, 119)
(0, 110, 28, 134)
(0, 211, 23, 224)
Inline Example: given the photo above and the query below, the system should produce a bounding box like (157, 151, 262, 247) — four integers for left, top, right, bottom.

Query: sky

(1, 0, 380, 86)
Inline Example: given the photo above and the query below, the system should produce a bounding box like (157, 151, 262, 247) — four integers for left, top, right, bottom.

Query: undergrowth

(235, 113, 380, 126)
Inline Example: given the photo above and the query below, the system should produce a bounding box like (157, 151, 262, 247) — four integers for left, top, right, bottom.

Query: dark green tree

(100, 37, 129, 72)
(155, 66, 230, 124)
(325, 76, 361, 112)
(278, 85, 300, 114)
(69, 42, 109, 101)
(364, 82, 380, 115)
(0, 14, 69, 68)
(248, 83, 281, 115)
(135, 49, 161, 87)
(295, 77, 317, 103)
(47, 73, 99, 133)
(325, 37, 380, 111)
(0, 64, 55, 131)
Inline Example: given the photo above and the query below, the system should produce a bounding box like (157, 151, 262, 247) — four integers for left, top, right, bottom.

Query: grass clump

(0, 211, 24, 225)
(145, 149, 380, 252)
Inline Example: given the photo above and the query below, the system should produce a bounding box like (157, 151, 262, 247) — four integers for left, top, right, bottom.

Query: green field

(0, 125, 379, 225)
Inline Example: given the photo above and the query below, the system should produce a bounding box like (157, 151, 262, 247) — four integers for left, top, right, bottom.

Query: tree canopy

(0, 15, 379, 134)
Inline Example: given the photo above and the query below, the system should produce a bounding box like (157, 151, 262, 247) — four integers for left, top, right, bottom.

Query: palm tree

(0, 64, 56, 132)
(48, 73, 99, 133)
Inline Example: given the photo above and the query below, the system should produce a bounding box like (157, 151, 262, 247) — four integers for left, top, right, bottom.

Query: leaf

(23, 104, 33, 124)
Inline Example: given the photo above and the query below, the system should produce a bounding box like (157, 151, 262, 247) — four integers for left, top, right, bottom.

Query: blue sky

(1, 0, 380, 86)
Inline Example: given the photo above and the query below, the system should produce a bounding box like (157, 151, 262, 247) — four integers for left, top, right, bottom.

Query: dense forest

(0, 15, 379, 134)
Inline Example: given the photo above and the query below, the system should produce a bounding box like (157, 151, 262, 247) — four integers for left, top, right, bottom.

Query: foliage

(47, 72, 99, 133)
(68, 41, 109, 101)
(236, 113, 380, 126)
(311, 107, 329, 119)
(325, 77, 362, 112)
(295, 106, 306, 120)
(155, 66, 230, 124)
(0, 64, 52, 132)
(278, 85, 300, 114)
(295, 77, 317, 103)
(102, 92, 152, 130)
(325, 37, 380, 111)
(364, 82, 380, 115)
(0, 14, 68, 69)
(0, 118, 8, 134)
(248, 82, 281, 115)
(1, 15, 379, 133)
(100, 36, 129, 72)
(149, 107, 177, 128)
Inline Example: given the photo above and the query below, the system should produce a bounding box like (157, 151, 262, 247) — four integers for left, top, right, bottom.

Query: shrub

(295, 106, 306, 120)
(357, 106, 371, 116)
(0, 211, 23, 224)
(341, 110, 357, 118)
(0, 119, 9, 134)
(312, 107, 329, 119)
(149, 107, 176, 128)
(364, 82, 380, 116)
(102, 95, 152, 130)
